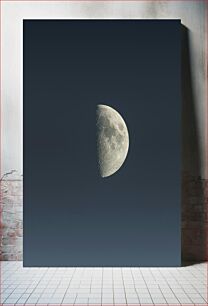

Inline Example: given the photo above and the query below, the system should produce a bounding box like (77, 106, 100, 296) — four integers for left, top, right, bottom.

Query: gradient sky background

(23, 20, 181, 266)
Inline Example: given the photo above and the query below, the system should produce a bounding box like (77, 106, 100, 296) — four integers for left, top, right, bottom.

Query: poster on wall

(23, 20, 181, 266)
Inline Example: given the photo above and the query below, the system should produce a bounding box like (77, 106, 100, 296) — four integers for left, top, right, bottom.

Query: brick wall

(0, 178, 23, 260)
(0, 173, 207, 262)
(182, 173, 208, 263)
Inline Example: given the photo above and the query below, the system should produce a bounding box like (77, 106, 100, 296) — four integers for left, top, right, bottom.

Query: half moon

(96, 104, 129, 178)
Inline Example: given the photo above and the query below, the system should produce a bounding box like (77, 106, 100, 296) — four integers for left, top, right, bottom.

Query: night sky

(23, 20, 181, 266)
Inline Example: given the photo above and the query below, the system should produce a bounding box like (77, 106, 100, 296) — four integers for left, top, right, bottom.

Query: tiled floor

(0, 261, 207, 305)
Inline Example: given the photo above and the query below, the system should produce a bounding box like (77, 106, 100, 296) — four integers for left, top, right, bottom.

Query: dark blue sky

(23, 20, 181, 266)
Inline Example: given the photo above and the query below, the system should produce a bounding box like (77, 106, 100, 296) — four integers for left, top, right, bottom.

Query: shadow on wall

(181, 25, 208, 265)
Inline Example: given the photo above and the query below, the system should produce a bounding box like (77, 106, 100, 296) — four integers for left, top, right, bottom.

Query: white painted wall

(1, 1, 207, 179)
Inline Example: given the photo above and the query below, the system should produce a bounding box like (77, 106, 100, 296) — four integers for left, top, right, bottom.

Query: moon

(96, 104, 129, 178)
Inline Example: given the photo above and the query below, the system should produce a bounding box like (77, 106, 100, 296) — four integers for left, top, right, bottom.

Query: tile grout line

(167, 267, 206, 304)
(130, 267, 141, 305)
(139, 268, 154, 305)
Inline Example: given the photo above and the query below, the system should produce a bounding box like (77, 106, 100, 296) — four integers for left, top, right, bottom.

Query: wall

(0, 0, 207, 262)
(0, 176, 22, 260)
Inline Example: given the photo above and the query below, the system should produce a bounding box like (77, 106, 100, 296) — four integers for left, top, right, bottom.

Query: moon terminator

(96, 104, 129, 178)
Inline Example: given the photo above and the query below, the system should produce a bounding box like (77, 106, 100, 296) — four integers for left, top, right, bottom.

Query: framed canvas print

(23, 19, 181, 266)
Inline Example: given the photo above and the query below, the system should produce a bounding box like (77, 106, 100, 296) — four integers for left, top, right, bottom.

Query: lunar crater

(96, 104, 129, 178)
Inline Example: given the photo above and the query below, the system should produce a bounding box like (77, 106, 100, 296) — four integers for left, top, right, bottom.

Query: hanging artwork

(24, 20, 181, 266)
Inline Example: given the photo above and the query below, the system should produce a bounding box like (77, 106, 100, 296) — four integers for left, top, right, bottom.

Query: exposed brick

(0, 179, 23, 260)
(182, 173, 208, 262)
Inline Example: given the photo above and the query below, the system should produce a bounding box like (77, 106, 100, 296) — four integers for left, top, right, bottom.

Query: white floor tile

(63, 297, 76, 303)
(102, 298, 114, 302)
(0, 261, 207, 305)
(126, 297, 139, 303)
(75, 297, 89, 304)
(139, 299, 152, 303)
